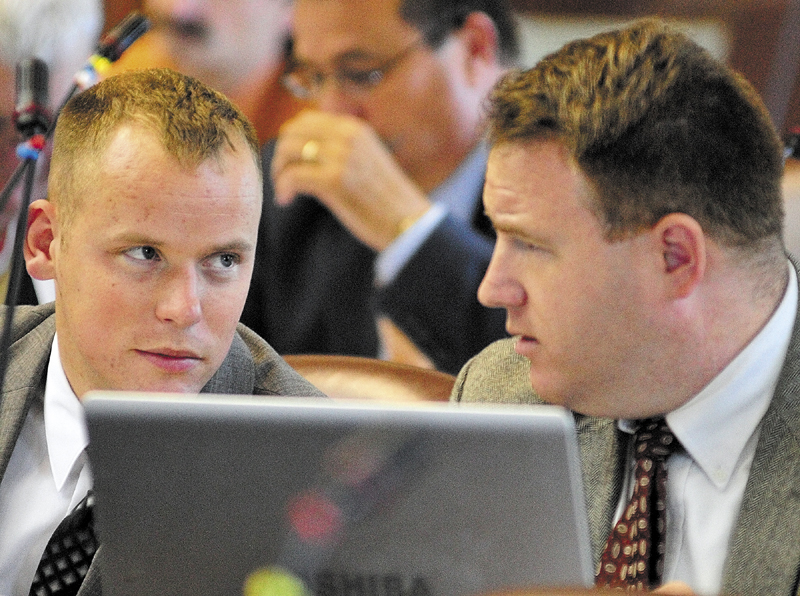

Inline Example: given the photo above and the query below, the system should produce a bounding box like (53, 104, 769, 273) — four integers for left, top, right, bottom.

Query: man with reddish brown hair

(453, 19, 799, 596)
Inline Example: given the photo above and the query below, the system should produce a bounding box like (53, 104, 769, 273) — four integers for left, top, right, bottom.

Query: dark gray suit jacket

(451, 265, 800, 596)
(240, 141, 508, 375)
(0, 303, 324, 596)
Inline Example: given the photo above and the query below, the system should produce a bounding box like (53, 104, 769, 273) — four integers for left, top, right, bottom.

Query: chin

(154, 381, 207, 395)
(526, 373, 582, 413)
(123, 376, 207, 396)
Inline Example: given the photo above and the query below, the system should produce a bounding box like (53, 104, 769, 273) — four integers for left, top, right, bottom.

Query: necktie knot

(635, 417, 678, 462)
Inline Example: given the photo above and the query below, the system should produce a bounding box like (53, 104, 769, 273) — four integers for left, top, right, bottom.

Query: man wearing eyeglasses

(241, 0, 519, 375)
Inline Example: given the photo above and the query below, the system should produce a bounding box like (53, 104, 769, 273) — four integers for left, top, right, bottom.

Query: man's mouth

(136, 348, 203, 373)
(513, 335, 539, 357)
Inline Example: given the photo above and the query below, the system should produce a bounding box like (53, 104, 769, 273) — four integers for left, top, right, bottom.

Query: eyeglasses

(282, 40, 423, 100)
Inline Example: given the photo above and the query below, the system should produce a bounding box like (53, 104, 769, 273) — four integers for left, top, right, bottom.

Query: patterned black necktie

(595, 418, 678, 590)
(29, 491, 98, 596)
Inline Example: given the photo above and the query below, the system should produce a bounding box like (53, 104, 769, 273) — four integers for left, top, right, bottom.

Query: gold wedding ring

(300, 139, 320, 163)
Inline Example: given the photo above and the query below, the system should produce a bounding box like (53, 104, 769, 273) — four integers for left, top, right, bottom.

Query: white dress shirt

(616, 261, 798, 595)
(0, 334, 92, 596)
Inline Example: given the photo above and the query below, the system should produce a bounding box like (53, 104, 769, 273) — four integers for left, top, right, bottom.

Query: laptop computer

(84, 393, 594, 596)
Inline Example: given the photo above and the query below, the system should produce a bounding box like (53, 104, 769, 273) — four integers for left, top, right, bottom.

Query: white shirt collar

(43, 333, 89, 492)
(666, 261, 798, 489)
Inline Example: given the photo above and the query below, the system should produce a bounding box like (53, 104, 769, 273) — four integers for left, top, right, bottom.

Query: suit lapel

(0, 307, 54, 481)
(76, 546, 104, 596)
(575, 416, 627, 566)
(722, 262, 800, 595)
(201, 330, 255, 395)
(0, 379, 36, 479)
(455, 338, 627, 567)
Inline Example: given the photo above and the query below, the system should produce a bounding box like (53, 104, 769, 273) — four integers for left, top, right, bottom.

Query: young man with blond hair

(0, 68, 321, 595)
(453, 20, 797, 595)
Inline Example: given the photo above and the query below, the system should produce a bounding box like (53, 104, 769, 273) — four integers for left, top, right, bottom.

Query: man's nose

(155, 266, 203, 327)
(478, 249, 526, 309)
(315, 81, 364, 118)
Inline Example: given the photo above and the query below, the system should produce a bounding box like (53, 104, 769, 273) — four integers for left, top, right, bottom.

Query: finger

(271, 134, 310, 179)
(272, 164, 310, 206)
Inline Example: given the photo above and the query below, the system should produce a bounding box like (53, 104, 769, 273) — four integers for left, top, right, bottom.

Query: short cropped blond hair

(49, 68, 261, 227)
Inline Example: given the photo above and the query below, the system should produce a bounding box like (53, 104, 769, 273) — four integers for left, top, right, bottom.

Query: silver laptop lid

(84, 393, 594, 596)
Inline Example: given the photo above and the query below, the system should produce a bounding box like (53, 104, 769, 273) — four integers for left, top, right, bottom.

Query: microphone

(14, 58, 50, 140)
(0, 11, 151, 217)
(0, 61, 51, 394)
(96, 11, 152, 63)
(75, 11, 151, 90)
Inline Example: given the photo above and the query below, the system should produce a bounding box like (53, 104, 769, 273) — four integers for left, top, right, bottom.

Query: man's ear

(651, 213, 706, 299)
(455, 11, 499, 84)
(25, 199, 57, 280)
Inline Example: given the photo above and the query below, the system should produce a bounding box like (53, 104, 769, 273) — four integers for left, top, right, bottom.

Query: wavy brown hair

(487, 19, 784, 254)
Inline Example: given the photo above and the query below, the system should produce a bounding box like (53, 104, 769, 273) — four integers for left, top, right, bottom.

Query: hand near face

(271, 110, 431, 252)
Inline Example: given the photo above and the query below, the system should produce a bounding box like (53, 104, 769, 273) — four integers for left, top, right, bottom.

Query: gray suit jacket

(0, 303, 324, 596)
(451, 269, 800, 596)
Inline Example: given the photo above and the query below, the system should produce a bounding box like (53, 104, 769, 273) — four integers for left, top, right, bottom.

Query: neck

(658, 252, 790, 414)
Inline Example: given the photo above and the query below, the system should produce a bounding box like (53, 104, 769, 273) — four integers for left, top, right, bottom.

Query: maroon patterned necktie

(595, 418, 678, 590)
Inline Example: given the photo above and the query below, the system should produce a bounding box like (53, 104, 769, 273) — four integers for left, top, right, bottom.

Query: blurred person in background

(241, 0, 518, 374)
(112, 0, 305, 142)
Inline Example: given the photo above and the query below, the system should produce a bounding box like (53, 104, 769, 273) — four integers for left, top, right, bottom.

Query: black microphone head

(96, 11, 151, 63)
(14, 58, 50, 138)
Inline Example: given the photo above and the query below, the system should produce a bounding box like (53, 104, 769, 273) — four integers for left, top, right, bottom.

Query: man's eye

(211, 253, 240, 270)
(341, 69, 381, 87)
(127, 246, 158, 261)
(511, 237, 543, 253)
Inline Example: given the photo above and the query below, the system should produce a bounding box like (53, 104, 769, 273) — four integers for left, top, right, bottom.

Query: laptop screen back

(84, 393, 594, 596)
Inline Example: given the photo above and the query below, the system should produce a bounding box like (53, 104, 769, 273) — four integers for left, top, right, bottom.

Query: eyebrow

(112, 233, 256, 255)
(336, 49, 385, 63)
(492, 222, 532, 238)
(484, 212, 548, 244)
(208, 240, 256, 254)
(483, 211, 517, 233)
